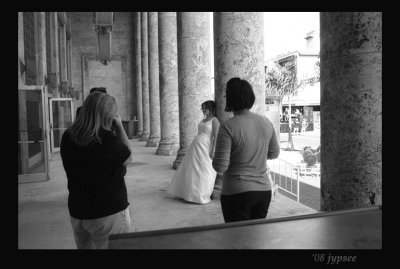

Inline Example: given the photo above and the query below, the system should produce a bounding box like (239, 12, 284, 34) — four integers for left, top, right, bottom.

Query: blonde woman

(60, 91, 134, 249)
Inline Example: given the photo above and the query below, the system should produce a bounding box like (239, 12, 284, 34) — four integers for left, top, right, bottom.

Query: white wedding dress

(166, 117, 217, 204)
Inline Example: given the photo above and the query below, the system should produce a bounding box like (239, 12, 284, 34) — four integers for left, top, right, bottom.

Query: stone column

(173, 12, 212, 169)
(134, 12, 143, 137)
(146, 12, 161, 147)
(140, 12, 150, 141)
(212, 12, 265, 197)
(156, 12, 180, 156)
(320, 12, 382, 211)
(213, 12, 266, 123)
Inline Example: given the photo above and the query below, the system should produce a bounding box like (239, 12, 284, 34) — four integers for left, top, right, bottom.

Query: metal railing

(267, 157, 321, 204)
(297, 162, 321, 182)
(267, 157, 300, 202)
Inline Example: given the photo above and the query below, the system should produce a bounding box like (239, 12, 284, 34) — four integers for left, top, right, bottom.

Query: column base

(156, 140, 179, 156)
(146, 135, 160, 147)
(140, 132, 150, 142)
(172, 148, 187, 170)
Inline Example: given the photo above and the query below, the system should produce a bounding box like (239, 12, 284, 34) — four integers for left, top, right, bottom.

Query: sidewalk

(18, 138, 317, 249)
(280, 129, 321, 151)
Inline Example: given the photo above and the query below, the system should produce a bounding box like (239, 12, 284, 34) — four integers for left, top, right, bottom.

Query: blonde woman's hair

(68, 92, 117, 146)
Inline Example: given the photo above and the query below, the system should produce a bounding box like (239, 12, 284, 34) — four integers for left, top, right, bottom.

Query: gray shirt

(212, 110, 280, 195)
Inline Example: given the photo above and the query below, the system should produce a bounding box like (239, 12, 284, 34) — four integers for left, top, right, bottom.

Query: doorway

(49, 98, 74, 153)
(18, 86, 49, 183)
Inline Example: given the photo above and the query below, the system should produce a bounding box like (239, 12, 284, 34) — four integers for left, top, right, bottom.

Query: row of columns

(132, 12, 266, 197)
(132, 12, 381, 211)
(133, 12, 266, 159)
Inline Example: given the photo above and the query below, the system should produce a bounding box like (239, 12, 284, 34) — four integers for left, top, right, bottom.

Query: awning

(282, 82, 320, 106)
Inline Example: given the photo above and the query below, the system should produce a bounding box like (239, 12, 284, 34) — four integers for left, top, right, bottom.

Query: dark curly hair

(225, 77, 255, 112)
(90, 87, 107, 94)
(201, 100, 216, 116)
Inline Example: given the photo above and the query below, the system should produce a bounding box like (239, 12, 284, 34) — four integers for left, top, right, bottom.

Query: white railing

(296, 161, 321, 183)
(267, 158, 300, 202)
(267, 157, 321, 204)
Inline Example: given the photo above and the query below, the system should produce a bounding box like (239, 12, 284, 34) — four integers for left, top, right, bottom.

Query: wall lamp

(95, 12, 113, 65)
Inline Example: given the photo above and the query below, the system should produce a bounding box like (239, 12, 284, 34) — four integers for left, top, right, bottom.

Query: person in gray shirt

(212, 77, 280, 223)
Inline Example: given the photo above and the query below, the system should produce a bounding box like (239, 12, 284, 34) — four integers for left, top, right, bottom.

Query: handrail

(267, 157, 321, 207)
(267, 157, 300, 202)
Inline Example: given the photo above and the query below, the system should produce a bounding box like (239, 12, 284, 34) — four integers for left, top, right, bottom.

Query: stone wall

(71, 12, 135, 120)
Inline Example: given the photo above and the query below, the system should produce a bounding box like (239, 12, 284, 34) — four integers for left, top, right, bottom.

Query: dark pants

(220, 191, 272, 223)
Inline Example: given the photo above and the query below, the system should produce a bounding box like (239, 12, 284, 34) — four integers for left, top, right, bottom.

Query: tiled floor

(18, 138, 317, 249)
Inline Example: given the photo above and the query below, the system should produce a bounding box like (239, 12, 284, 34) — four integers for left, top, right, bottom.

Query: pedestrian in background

(293, 118, 299, 135)
(60, 91, 134, 249)
(75, 87, 107, 119)
(212, 77, 280, 223)
(283, 107, 289, 122)
(301, 118, 308, 134)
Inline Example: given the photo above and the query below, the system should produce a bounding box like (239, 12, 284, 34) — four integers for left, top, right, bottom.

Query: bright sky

(264, 12, 320, 61)
(209, 12, 319, 84)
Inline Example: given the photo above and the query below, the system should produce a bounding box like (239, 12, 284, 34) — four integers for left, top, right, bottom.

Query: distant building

(265, 30, 320, 131)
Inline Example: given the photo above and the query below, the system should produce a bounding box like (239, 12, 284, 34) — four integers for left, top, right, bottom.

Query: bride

(166, 100, 220, 204)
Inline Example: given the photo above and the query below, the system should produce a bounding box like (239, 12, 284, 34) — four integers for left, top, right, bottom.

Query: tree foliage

(299, 60, 320, 87)
(265, 61, 297, 100)
(265, 59, 320, 100)
(265, 57, 320, 151)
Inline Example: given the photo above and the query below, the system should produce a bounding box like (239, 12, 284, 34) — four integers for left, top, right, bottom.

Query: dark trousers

(220, 191, 272, 223)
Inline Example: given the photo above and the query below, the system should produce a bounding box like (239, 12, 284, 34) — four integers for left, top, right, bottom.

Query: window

(45, 12, 52, 79)
(58, 22, 64, 85)
(66, 33, 72, 88)
(23, 12, 37, 85)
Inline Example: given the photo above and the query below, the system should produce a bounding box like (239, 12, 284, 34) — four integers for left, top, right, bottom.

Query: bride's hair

(201, 100, 216, 116)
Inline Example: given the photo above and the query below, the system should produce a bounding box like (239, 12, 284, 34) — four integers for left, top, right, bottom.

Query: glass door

(49, 98, 74, 152)
(18, 86, 49, 183)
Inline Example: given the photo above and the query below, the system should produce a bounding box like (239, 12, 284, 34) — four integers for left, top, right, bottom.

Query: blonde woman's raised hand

(112, 114, 123, 129)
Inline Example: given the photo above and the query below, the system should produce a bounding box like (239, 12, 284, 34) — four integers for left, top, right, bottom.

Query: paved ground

(280, 129, 321, 151)
(18, 133, 319, 249)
